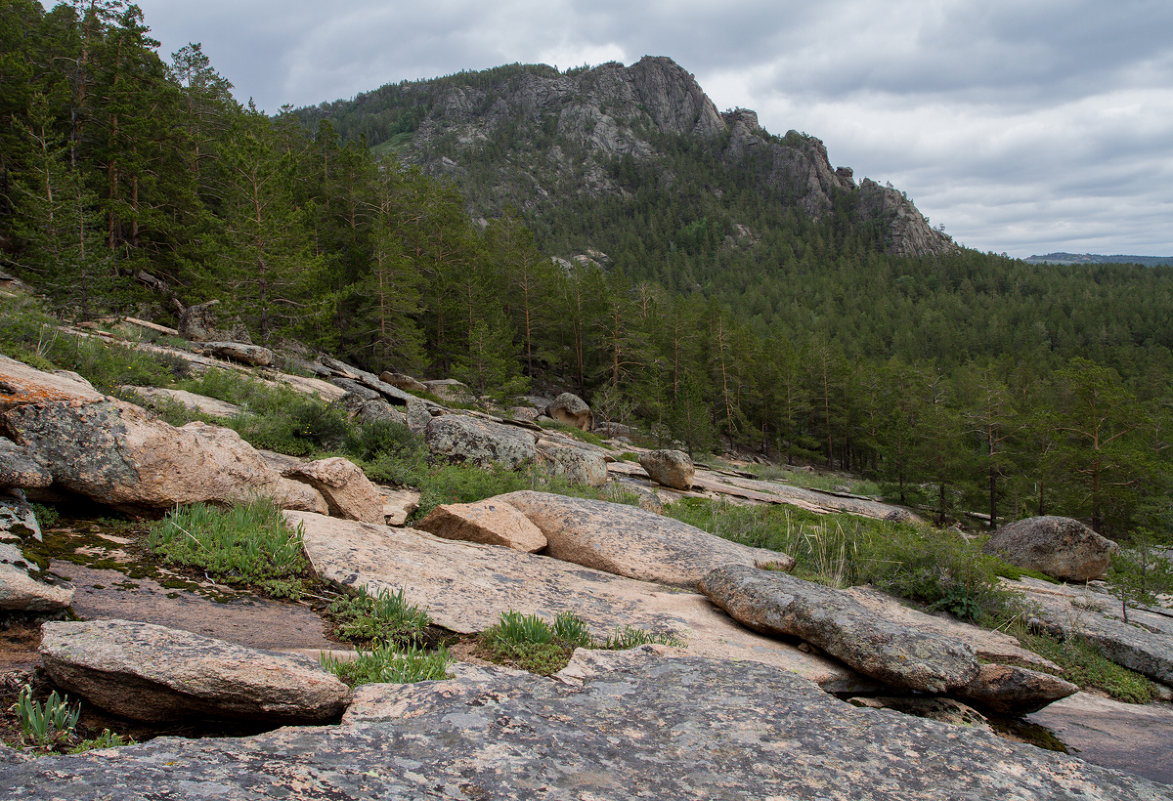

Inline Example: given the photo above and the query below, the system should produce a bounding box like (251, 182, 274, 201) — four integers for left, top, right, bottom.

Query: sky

(91, 0, 1173, 257)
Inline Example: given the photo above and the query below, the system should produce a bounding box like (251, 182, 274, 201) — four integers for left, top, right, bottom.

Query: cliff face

(317, 57, 954, 258)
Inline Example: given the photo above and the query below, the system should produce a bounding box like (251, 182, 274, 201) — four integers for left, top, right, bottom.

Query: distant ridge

(1025, 252, 1173, 267)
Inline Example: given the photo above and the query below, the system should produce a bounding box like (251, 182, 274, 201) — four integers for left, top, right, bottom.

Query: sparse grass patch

(1017, 630, 1158, 704)
(603, 626, 684, 650)
(743, 463, 882, 497)
(11, 685, 79, 748)
(147, 498, 310, 599)
(320, 644, 450, 686)
(538, 419, 608, 447)
(665, 497, 1021, 625)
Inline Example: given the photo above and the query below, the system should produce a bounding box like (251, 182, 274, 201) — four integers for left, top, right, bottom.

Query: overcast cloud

(95, 0, 1173, 257)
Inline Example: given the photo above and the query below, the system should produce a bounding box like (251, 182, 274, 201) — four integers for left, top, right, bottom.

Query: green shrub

(321, 643, 450, 686)
(327, 586, 431, 647)
(552, 611, 593, 648)
(147, 498, 309, 598)
(12, 685, 79, 748)
(1018, 631, 1157, 704)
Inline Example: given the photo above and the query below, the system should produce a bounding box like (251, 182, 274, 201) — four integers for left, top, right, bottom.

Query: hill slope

(295, 57, 955, 260)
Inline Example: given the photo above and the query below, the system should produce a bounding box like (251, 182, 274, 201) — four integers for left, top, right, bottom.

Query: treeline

(2, 2, 1171, 540)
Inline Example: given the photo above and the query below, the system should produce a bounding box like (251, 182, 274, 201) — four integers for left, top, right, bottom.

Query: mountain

(295, 57, 956, 260)
(1025, 252, 1173, 267)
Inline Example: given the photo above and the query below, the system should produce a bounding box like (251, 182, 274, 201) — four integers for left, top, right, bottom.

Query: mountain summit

(298, 56, 955, 259)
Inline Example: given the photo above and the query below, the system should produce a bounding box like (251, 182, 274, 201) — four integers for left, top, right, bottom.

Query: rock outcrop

(416, 500, 547, 553)
(39, 619, 350, 724)
(983, 515, 1118, 582)
(545, 392, 592, 430)
(638, 448, 694, 489)
(497, 490, 795, 587)
(424, 414, 538, 468)
(535, 439, 608, 487)
(284, 457, 385, 524)
(2, 651, 1165, 800)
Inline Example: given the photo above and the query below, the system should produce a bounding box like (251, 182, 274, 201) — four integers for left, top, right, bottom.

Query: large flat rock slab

(39, 619, 350, 724)
(496, 490, 795, 587)
(1008, 577, 1173, 684)
(1, 653, 1166, 800)
(291, 510, 859, 689)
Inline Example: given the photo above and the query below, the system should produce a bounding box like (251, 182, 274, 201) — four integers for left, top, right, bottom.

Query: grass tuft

(321, 644, 450, 686)
(326, 586, 432, 647)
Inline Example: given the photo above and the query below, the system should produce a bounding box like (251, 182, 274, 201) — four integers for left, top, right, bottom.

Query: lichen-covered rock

(638, 448, 694, 489)
(847, 695, 991, 731)
(416, 500, 547, 552)
(284, 457, 385, 524)
(378, 371, 427, 393)
(983, 515, 1117, 582)
(0, 541, 73, 612)
(39, 619, 350, 723)
(122, 385, 243, 419)
(1, 653, 1165, 800)
(291, 511, 857, 686)
(497, 490, 795, 587)
(0, 437, 51, 489)
(422, 378, 472, 403)
(424, 414, 537, 469)
(545, 391, 592, 430)
(700, 564, 980, 693)
(536, 439, 608, 487)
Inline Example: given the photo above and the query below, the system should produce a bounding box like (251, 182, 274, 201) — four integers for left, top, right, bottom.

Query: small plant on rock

(11, 685, 79, 748)
(327, 586, 432, 647)
(603, 626, 684, 650)
(320, 643, 450, 686)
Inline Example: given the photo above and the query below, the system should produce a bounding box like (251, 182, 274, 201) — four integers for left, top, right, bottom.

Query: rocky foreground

(1, 648, 1168, 801)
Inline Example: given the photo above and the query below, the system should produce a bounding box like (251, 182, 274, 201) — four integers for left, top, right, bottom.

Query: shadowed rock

(700, 564, 980, 693)
(416, 500, 547, 552)
(638, 448, 694, 489)
(0, 437, 50, 489)
(497, 490, 795, 587)
(983, 516, 1117, 582)
(196, 341, 273, 367)
(1, 651, 1165, 800)
(957, 663, 1078, 715)
(39, 619, 350, 724)
(545, 391, 592, 430)
(424, 414, 538, 468)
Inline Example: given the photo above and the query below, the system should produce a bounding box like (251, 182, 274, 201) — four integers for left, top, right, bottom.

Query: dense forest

(2, 1, 1171, 541)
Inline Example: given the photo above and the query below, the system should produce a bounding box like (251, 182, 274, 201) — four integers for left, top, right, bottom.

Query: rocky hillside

(297, 57, 956, 259)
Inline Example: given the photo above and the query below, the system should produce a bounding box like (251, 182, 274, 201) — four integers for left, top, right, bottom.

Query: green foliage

(1019, 632, 1157, 704)
(552, 611, 593, 648)
(603, 626, 684, 650)
(1107, 533, 1173, 623)
(537, 420, 608, 447)
(147, 498, 310, 598)
(321, 643, 450, 686)
(69, 730, 133, 753)
(11, 685, 79, 748)
(665, 498, 1019, 624)
(327, 586, 431, 647)
(29, 502, 59, 530)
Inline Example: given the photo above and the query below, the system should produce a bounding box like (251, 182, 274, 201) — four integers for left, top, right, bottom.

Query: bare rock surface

(0, 437, 50, 489)
(545, 391, 592, 430)
(424, 414, 537, 468)
(700, 564, 980, 693)
(1008, 577, 1173, 684)
(122, 385, 242, 419)
(1028, 692, 1173, 785)
(423, 378, 472, 403)
(984, 516, 1118, 581)
(2, 652, 1166, 801)
(638, 448, 694, 489)
(0, 543, 72, 612)
(497, 490, 795, 587)
(195, 341, 274, 367)
(535, 438, 608, 487)
(284, 457, 385, 524)
(292, 510, 859, 688)
(691, 470, 920, 523)
(417, 500, 547, 552)
(39, 619, 350, 724)
(957, 663, 1078, 715)
(378, 486, 419, 526)
(0, 356, 326, 514)
(378, 371, 426, 393)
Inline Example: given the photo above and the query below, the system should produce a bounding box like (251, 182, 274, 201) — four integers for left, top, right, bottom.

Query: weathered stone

(292, 511, 859, 687)
(424, 414, 537, 469)
(638, 448, 694, 489)
(39, 619, 350, 724)
(378, 487, 419, 526)
(1008, 577, 1173, 684)
(0, 437, 51, 489)
(536, 439, 608, 487)
(417, 500, 547, 552)
(358, 399, 407, 427)
(1, 357, 326, 514)
(842, 585, 1060, 670)
(197, 341, 274, 367)
(284, 457, 384, 524)
(122, 385, 243, 419)
(700, 564, 981, 693)
(545, 391, 592, 430)
(0, 541, 73, 612)
(176, 299, 227, 342)
(497, 490, 795, 587)
(0, 497, 41, 542)
(847, 695, 991, 731)
(509, 405, 540, 423)
(1, 652, 1165, 800)
(422, 378, 472, 403)
(378, 371, 427, 393)
(983, 515, 1118, 582)
(956, 662, 1078, 715)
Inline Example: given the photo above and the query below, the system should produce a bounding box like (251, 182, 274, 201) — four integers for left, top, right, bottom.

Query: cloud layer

(121, 0, 1173, 257)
